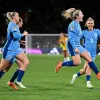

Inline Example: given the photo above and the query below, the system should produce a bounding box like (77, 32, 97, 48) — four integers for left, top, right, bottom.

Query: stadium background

(0, 0, 100, 54)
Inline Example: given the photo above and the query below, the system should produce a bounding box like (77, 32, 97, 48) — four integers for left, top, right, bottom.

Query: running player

(0, 12, 29, 90)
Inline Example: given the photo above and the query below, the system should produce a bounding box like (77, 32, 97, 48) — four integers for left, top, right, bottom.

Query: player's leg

(63, 50, 70, 62)
(70, 62, 87, 84)
(7, 58, 26, 89)
(55, 42, 81, 73)
(80, 51, 100, 79)
(8, 58, 20, 83)
(0, 58, 18, 90)
(15, 50, 29, 88)
(0, 58, 12, 78)
(85, 54, 95, 88)
(85, 65, 93, 88)
(66, 50, 70, 61)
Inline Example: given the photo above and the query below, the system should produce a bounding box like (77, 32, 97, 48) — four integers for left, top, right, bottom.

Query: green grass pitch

(0, 54, 100, 100)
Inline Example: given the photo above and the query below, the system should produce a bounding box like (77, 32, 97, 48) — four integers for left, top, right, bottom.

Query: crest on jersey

(13, 26, 17, 31)
(70, 26, 74, 30)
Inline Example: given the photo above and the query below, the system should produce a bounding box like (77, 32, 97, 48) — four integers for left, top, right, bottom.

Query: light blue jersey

(67, 20, 86, 56)
(68, 20, 82, 49)
(3, 22, 24, 51)
(81, 29, 100, 60)
(2, 22, 24, 62)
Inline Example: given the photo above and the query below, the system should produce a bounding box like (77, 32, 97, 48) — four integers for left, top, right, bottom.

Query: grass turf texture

(0, 54, 100, 100)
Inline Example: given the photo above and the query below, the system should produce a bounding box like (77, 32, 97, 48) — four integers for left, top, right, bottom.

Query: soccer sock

(67, 57, 70, 61)
(62, 60, 74, 67)
(88, 61, 99, 74)
(77, 72, 81, 77)
(0, 71, 5, 78)
(64, 58, 67, 62)
(10, 69, 19, 82)
(86, 75, 90, 81)
(17, 70, 25, 82)
(64, 57, 70, 62)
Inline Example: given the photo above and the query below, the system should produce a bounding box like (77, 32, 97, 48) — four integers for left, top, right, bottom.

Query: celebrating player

(55, 8, 100, 80)
(70, 17, 100, 88)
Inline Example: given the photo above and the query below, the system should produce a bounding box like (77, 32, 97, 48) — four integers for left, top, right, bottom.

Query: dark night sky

(0, 0, 100, 36)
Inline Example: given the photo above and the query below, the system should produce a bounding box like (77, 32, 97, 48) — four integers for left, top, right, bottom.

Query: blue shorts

(3, 48, 24, 64)
(67, 41, 86, 56)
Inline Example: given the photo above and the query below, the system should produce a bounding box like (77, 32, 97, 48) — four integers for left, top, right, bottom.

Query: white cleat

(15, 81, 26, 88)
(70, 74, 77, 84)
(87, 83, 94, 89)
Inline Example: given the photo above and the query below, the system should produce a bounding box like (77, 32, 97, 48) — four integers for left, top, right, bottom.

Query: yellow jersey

(59, 37, 68, 51)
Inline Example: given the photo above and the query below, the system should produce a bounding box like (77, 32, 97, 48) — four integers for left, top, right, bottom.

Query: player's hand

(74, 48, 79, 54)
(23, 30, 28, 36)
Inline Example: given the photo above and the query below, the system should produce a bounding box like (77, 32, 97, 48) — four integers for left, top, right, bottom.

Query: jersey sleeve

(10, 24, 24, 39)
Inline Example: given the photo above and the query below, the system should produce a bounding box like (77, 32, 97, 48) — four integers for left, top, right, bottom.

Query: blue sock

(86, 75, 90, 81)
(77, 72, 81, 77)
(88, 61, 99, 74)
(62, 60, 74, 67)
(0, 71, 5, 78)
(10, 69, 19, 82)
(17, 70, 25, 82)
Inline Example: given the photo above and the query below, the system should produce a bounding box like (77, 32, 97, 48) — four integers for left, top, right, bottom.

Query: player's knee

(24, 59, 29, 66)
(80, 69, 86, 74)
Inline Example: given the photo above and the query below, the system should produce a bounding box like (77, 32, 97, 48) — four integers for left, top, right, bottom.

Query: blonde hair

(61, 8, 81, 20)
(85, 17, 94, 27)
(6, 11, 18, 23)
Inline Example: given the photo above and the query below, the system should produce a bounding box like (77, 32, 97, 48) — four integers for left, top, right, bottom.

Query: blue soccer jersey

(3, 22, 24, 51)
(81, 29, 100, 56)
(2, 22, 24, 61)
(68, 20, 82, 49)
(67, 20, 86, 56)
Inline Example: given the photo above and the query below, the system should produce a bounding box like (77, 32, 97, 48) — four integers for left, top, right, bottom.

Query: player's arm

(11, 25, 24, 39)
(20, 40, 26, 46)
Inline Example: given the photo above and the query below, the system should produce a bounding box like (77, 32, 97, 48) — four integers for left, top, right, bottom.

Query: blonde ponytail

(61, 8, 75, 19)
(6, 12, 12, 22)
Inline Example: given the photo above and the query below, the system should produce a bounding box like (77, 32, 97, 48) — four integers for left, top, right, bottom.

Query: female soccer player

(70, 17, 100, 88)
(0, 12, 29, 90)
(58, 32, 70, 62)
(55, 8, 100, 80)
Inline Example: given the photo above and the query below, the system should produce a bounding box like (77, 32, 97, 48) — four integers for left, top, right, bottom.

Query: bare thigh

(0, 58, 12, 71)
(80, 51, 92, 62)
(15, 59, 24, 69)
(72, 54, 81, 65)
(15, 52, 29, 64)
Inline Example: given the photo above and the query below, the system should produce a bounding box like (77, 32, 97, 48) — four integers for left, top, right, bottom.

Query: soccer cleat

(97, 72, 100, 80)
(15, 81, 26, 88)
(70, 74, 77, 84)
(7, 81, 18, 90)
(87, 83, 94, 89)
(55, 61, 62, 73)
